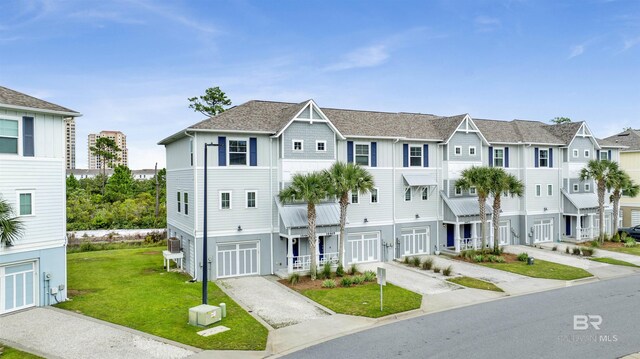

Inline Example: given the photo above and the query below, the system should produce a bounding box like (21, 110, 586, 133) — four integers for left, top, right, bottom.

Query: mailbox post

(377, 267, 386, 311)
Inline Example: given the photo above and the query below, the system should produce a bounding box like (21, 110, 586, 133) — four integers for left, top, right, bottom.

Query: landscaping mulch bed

(279, 273, 363, 291)
(452, 252, 520, 264)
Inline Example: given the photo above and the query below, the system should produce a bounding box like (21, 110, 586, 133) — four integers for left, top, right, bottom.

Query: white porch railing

(292, 252, 339, 272)
(319, 252, 339, 266)
(578, 227, 597, 240)
(460, 237, 489, 251)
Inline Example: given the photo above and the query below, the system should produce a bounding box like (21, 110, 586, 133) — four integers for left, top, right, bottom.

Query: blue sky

(1, 0, 638, 169)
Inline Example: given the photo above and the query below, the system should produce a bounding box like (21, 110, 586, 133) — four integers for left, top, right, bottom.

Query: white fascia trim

(159, 128, 273, 145)
(196, 228, 272, 237)
(0, 239, 65, 253)
(0, 103, 81, 117)
(274, 100, 346, 140)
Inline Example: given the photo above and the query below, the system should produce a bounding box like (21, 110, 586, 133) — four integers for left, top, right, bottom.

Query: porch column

(487, 220, 493, 249)
(589, 214, 594, 239)
(454, 223, 461, 252)
(338, 233, 344, 264)
(315, 235, 320, 270)
(576, 215, 581, 240)
(472, 222, 478, 249)
(287, 237, 293, 273)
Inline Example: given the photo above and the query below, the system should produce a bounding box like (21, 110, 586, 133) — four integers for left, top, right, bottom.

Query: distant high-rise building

(64, 118, 76, 169)
(88, 130, 128, 169)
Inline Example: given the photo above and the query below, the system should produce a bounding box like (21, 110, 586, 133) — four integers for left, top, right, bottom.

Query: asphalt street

(284, 274, 640, 359)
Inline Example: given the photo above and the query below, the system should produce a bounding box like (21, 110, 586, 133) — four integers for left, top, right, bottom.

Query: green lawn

(447, 277, 503, 292)
(589, 257, 640, 268)
(56, 247, 267, 350)
(0, 345, 42, 359)
(301, 283, 422, 318)
(602, 245, 640, 256)
(479, 259, 592, 280)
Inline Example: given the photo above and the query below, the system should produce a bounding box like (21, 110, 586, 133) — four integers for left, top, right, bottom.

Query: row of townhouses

(160, 99, 625, 281)
(0, 86, 81, 314)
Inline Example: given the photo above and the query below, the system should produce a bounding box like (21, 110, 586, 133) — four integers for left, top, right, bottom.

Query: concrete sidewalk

(0, 307, 195, 359)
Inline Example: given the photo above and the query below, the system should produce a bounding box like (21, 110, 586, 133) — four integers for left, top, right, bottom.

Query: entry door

(446, 224, 454, 247)
(349, 232, 380, 264)
(216, 242, 259, 278)
(565, 216, 571, 236)
(499, 221, 510, 245)
(463, 224, 472, 240)
(1, 262, 37, 314)
(319, 236, 325, 261)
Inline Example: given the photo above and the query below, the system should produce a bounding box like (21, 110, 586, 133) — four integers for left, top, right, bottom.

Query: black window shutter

(488, 146, 493, 167)
(249, 137, 257, 166)
(403, 144, 409, 167)
(534, 147, 539, 168)
(423, 144, 429, 167)
(23, 116, 34, 157)
(549, 147, 553, 168)
(504, 147, 509, 168)
(218, 136, 226, 166)
(370, 142, 377, 167)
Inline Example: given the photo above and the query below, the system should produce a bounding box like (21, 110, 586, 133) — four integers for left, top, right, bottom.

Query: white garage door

(533, 219, 553, 243)
(401, 228, 430, 256)
(632, 210, 640, 226)
(348, 232, 380, 264)
(1, 262, 37, 314)
(216, 242, 259, 278)
(499, 221, 510, 245)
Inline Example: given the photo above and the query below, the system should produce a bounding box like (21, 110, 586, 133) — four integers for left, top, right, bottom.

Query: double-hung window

(469, 187, 477, 195)
(370, 188, 378, 203)
(220, 191, 231, 209)
(535, 184, 542, 197)
(184, 193, 189, 215)
(585, 183, 591, 192)
(422, 188, 429, 200)
(584, 150, 590, 158)
(404, 188, 412, 201)
(599, 151, 608, 161)
(229, 140, 247, 165)
(0, 119, 18, 154)
(547, 184, 553, 196)
(18, 192, 33, 216)
(455, 187, 462, 196)
(409, 145, 422, 166)
(177, 192, 181, 213)
(246, 191, 257, 208)
(469, 146, 476, 156)
(355, 144, 370, 166)
(493, 148, 504, 167)
(351, 192, 359, 204)
(454, 146, 462, 156)
(539, 149, 549, 167)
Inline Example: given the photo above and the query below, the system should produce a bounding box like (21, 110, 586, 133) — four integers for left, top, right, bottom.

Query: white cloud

(325, 45, 390, 71)
(568, 44, 585, 59)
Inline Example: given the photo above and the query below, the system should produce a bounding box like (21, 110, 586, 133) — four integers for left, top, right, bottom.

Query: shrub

(321, 262, 332, 279)
(340, 277, 353, 287)
(79, 241, 97, 252)
(565, 246, 570, 254)
(590, 240, 600, 248)
(322, 279, 336, 288)
(443, 265, 453, 276)
(495, 256, 506, 263)
(459, 250, 468, 258)
(336, 264, 345, 277)
(621, 232, 628, 240)
(612, 233, 621, 243)
(572, 247, 581, 255)
(289, 273, 300, 285)
(363, 270, 376, 282)
(517, 252, 529, 262)
(487, 255, 498, 263)
(403, 256, 410, 264)
(421, 258, 434, 270)
(412, 257, 421, 267)
(473, 255, 484, 263)
(603, 234, 610, 242)
(552, 245, 558, 251)
(624, 239, 637, 248)
(350, 263, 359, 275)
(492, 247, 503, 255)
(433, 266, 441, 273)
(352, 275, 365, 285)
(580, 247, 594, 256)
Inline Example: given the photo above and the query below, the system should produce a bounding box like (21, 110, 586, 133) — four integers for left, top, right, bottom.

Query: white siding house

(0, 86, 81, 314)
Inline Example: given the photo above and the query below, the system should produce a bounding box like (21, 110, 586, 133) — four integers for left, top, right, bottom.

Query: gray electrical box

(189, 304, 222, 327)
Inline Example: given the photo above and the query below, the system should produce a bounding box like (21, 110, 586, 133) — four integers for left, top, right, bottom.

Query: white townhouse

(160, 99, 622, 280)
(0, 86, 81, 314)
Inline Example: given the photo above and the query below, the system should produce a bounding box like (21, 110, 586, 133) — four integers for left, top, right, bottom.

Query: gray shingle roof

(0, 86, 79, 115)
(603, 129, 640, 151)
(474, 119, 521, 143)
(322, 108, 441, 138)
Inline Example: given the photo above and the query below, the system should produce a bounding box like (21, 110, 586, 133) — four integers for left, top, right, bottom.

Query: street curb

(0, 337, 60, 359)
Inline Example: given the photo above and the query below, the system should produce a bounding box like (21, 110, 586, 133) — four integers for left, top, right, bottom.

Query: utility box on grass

(189, 304, 221, 327)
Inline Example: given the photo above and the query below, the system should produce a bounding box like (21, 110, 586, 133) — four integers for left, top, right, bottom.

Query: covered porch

(440, 191, 494, 252)
(276, 200, 344, 275)
(562, 189, 614, 241)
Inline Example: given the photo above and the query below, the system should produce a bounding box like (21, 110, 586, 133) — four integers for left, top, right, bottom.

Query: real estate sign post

(377, 267, 386, 311)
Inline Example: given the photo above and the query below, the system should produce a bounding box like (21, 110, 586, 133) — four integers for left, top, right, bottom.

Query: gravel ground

(358, 262, 457, 295)
(0, 308, 194, 359)
(217, 276, 329, 329)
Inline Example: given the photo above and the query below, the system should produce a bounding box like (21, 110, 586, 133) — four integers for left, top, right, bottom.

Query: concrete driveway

(538, 242, 640, 266)
(358, 262, 458, 295)
(0, 307, 194, 359)
(217, 276, 330, 329)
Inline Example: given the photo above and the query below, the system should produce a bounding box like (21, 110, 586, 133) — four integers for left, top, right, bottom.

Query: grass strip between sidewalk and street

(56, 247, 267, 350)
(0, 344, 43, 359)
(589, 257, 640, 268)
(446, 276, 504, 292)
(478, 259, 592, 280)
(301, 282, 421, 318)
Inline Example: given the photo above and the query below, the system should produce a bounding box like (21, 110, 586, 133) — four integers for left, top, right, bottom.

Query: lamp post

(202, 142, 219, 304)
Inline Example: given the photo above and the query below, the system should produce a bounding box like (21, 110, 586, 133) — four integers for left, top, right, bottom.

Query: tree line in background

(66, 166, 166, 231)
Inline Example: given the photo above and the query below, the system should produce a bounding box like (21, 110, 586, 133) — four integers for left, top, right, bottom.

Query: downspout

(185, 131, 198, 281)
(269, 137, 274, 275)
(392, 138, 400, 259)
(524, 144, 530, 245)
(435, 141, 440, 252)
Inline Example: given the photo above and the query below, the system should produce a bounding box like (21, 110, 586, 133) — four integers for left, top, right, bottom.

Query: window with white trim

(573, 183, 579, 192)
(584, 150, 590, 158)
(184, 193, 189, 215)
(370, 188, 378, 203)
(18, 192, 33, 216)
(405, 188, 412, 201)
(0, 118, 18, 154)
(409, 145, 422, 166)
(422, 188, 429, 200)
(493, 148, 504, 167)
(316, 141, 326, 152)
(189, 139, 193, 166)
(573, 149, 579, 158)
(599, 151, 608, 160)
(177, 192, 181, 213)
(292, 140, 303, 151)
(220, 191, 231, 209)
(469, 146, 476, 156)
(585, 183, 590, 192)
(355, 143, 370, 166)
(246, 191, 257, 208)
(539, 149, 549, 167)
(454, 146, 462, 156)
(455, 187, 462, 196)
(351, 192, 359, 204)
(229, 139, 247, 165)
(469, 187, 477, 195)
(536, 184, 541, 197)
(547, 184, 553, 196)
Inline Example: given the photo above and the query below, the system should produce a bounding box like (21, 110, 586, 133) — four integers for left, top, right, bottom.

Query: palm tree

(609, 169, 640, 236)
(0, 197, 23, 246)
(324, 162, 375, 268)
(279, 172, 330, 280)
(455, 167, 493, 250)
(488, 168, 524, 253)
(580, 159, 617, 243)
